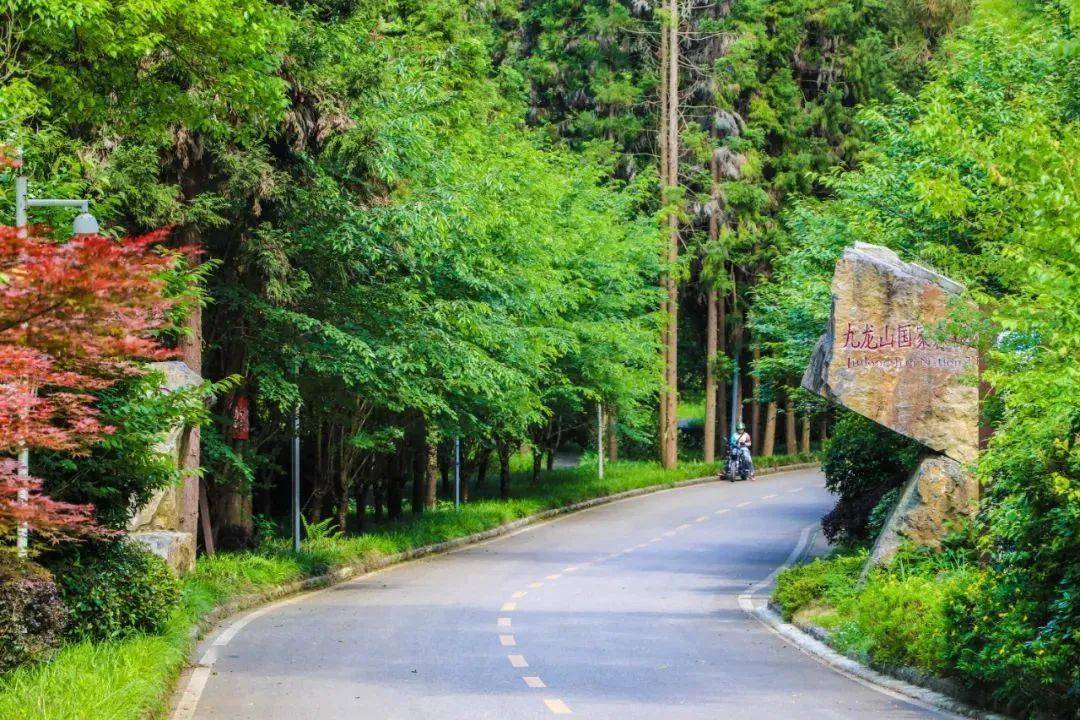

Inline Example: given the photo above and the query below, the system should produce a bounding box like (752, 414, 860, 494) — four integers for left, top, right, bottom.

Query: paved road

(186, 468, 951, 719)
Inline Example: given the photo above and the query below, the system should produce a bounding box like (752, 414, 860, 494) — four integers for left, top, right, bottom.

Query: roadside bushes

(774, 551, 976, 675)
(773, 551, 865, 621)
(0, 556, 67, 671)
(51, 541, 179, 642)
(820, 412, 922, 542)
(944, 403, 1080, 717)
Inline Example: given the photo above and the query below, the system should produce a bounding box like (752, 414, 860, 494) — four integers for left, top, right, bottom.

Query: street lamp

(11, 154, 100, 557)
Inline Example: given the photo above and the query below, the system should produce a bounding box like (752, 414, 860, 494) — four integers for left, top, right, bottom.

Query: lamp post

(292, 388, 301, 553)
(597, 403, 604, 480)
(11, 155, 99, 557)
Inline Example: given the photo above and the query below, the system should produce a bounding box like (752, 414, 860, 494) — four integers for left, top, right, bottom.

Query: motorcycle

(723, 441, 752, 482)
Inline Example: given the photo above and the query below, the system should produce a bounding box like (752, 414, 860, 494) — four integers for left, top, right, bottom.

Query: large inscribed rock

(803, 243, 980, 562)
(803, 243, 979, 464)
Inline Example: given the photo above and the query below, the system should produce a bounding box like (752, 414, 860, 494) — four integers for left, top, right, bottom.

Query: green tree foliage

(821, 412, 921, 543)
(2, 0, 664, 543)
(758, 0, 1078, 712)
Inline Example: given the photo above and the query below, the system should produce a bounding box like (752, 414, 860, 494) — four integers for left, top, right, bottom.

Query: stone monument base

(870, 455, 978, 565)
(129, 531, 195, 575)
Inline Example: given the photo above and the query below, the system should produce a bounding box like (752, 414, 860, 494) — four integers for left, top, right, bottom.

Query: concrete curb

(185, 461, 820, 645)
(751, 598, 1012, 720)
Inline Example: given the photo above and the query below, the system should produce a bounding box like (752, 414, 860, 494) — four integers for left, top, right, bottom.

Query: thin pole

(454, 438, 461, 510)
(14, 170, 28, 558)
(597, 403, 604, 480)
(292, 401, 301, 552)
(729, 359, 740, 445)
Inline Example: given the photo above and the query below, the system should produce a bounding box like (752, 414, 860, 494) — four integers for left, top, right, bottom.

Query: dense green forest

(0, 0, 1076, 717)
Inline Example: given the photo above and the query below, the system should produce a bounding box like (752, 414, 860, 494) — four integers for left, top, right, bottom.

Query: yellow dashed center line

(544, 698, 572, 714)
(498, 488, 768, 714)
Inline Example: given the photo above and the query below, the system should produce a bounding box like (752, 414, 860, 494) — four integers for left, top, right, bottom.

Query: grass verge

(0, 454, 815, 720)
(773, 545, 979, 678)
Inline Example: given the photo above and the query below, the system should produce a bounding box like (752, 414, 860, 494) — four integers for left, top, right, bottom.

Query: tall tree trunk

(820, 415, 829, 444)
(460, 445, 474, 503)
(662, 0, 680, 470)
(353, 484, 366, 534)
(704, 289, 718, 463)
(750, 345, 761, 454)
(439, 444, 450, 497)
(179, 301, 202, 544)
(531, 446, 543, 484)
(412, 434, 425, 515)
(475, 449, 490, 494)
(785, 392, 797, 456)
(800, 414, 811, 455)
(497, 440, 512, 501)
(657, 8, 670, 464)
(718, 293, 728, 446)
(424, 442, 438, 510)
(335, 464, 350, 535)
(606, 409, 618, 464)
(762, 401, 777, 457)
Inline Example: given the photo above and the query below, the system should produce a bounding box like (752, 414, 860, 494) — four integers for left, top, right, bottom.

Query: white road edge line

(738, 524, 976, 720)
(174, 588, 316, 720)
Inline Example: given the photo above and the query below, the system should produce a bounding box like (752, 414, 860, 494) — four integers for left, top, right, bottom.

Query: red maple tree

(1, 216, 179, 547)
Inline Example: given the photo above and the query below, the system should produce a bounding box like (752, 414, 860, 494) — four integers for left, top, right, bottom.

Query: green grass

(0, 454, 815, 720)
(773, 548, 979, 676)
(677, 395, 706, 422)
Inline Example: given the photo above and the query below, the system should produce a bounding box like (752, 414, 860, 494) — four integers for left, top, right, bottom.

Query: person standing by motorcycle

(734, 422, 755, 480)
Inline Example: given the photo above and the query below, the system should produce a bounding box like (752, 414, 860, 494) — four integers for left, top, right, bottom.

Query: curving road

(180, 468, 954, 719)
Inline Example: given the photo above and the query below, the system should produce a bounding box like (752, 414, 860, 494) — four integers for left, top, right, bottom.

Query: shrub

(866, 488, 901, 538)
(0, 555, 67, 671)
(774, 552, 866, 620)
(821, 412, 922, 543)
(835, 571, 970, 674)
(945, 403, 1080, 717)
(51, 540, 179, 642)
(37, 371, 213, 530)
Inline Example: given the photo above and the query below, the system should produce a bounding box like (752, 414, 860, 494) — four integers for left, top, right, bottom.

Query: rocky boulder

(803, 243, 981, 562)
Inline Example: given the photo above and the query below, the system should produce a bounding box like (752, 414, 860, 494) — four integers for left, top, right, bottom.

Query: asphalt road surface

(184, 468, 953, 720)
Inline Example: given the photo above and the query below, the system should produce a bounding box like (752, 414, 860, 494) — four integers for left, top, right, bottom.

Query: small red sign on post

(229, 394, 250, 440)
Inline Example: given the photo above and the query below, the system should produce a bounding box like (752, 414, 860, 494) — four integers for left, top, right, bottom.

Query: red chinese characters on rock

(841, 322, 964, 352)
